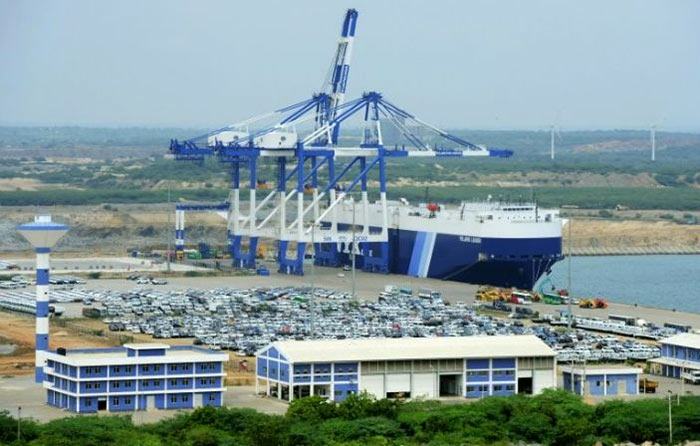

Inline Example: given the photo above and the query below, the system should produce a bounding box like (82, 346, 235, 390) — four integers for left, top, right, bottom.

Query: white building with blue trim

(43, 343, 227, 413)
(648, 332, 700, 379)
(255, 336, 556, 402)
(562, 366, 642, 397)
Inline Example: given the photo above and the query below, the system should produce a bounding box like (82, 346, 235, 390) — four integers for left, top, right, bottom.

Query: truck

(638, 378, 659, 393)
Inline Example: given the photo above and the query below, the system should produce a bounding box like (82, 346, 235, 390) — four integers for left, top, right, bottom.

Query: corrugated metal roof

(660, 333, 700, 350)
(271, 335, 555, 363)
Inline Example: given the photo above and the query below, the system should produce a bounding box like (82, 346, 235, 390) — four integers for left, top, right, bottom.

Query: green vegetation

(2, 391, 699, 446)
(1, 127, 699, 211)
(1, 182, 699, 211)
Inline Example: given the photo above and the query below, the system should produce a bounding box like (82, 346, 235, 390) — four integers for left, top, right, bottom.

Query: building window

(142, 365, 150, 372)
(170, 364, 177, 372)
(506, 385, 515, 391)
(125, 397, 131, 405)
(170, 379, 177, 386)
(182, 394, 189, 402)
(493, 385, 503, 391)
(200, 379, 206, 385)
(208, 394, 216, 401)
(114, 366, 121, 373)
(183, 364, 190, 371)
(125, 381, 132, 388)
(334, 390, 342, 396)
(154, 365, 161, 372)
(143, 380, 149, 387)
(113, 398, 119, 405)
(170, 395, 177, 403)
(153, 380, 160, 386)
(86, 382, 93, 389)
(86, 399, 92, 406)
(183, 379, 189, 386)
(125, 366, 132, 373)
(113, 382, 120, 388)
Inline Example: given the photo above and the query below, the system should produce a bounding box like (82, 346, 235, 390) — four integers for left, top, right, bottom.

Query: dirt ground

(566, 218, 700, 250)
(0, 311, 255, 383)
(0, 312, 115, 376)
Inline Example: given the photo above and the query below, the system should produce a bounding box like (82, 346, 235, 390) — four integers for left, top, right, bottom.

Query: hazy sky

(2, 0, 699, 129)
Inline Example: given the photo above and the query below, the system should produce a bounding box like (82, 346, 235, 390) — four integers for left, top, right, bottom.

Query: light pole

(167, 186, 172, 272)
(310, 222, 316, 339)
(668, 390, 673, 446)
(351, 197, 357, 301)
(567, 218, 573, 333)
(17, 406, 21, 443)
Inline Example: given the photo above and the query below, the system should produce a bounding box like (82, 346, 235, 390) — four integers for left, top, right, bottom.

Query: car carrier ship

(322, 198, 563, 290)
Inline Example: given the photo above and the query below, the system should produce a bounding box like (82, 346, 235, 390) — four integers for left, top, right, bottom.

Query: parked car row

(66, 285, 670, 363)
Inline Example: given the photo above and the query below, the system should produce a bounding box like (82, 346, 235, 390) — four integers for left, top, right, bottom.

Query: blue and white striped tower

(17, 215, 68, 383)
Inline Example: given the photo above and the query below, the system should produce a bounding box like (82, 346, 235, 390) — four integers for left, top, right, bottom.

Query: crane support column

(314, 155, 340, 266)
(232, 156, 258, 269)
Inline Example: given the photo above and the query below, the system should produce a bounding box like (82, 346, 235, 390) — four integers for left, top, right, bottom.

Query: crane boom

(327, 8, 358, 144)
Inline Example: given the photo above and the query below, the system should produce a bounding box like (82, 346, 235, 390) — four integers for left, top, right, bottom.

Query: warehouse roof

(267, 335, 555, 363)
(660, 333, 700, 350)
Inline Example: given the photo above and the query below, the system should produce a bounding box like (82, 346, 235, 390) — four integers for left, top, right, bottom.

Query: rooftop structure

(256, 335, 556, 402)
(16, 215, 68, 383)
(43, 343, 227, 413)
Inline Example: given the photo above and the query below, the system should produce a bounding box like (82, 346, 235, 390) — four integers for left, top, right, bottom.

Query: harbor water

(544, 255, 700, 314)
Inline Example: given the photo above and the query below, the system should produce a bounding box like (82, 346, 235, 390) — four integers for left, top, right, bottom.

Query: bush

(1, 390, 699, 445)
(87, 272, 101, 279)
(598, 209, 614, 218)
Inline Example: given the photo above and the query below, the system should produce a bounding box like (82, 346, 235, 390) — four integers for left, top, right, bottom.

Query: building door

(439, 374, 460, 397)
(147, 396, 155, 411)
(97, 398, 107, 411)
(412, 373, 436, 399)
(517, 377, 533, 394)
(360, 375, 384, 399)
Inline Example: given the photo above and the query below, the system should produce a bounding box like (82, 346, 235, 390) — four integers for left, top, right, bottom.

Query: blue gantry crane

(168, 8, 512, 275)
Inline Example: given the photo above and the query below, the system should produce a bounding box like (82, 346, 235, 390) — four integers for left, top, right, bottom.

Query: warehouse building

(43, 343, 227, 413)
(562, 366, 642, 397)
(648, 332, 700, 379)
(255, 335, 556, 402)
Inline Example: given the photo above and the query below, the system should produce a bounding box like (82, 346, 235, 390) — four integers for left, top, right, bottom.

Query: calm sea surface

(541, 255, 700, 313)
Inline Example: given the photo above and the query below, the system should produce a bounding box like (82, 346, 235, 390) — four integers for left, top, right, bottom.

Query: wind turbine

(650, 125, 657, 162)
(550, 125, 562, 160)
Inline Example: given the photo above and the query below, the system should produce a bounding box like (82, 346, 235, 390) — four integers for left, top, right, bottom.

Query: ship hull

(337, 228, 562, 290)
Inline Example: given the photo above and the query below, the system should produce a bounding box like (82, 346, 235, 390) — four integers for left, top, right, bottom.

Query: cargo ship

(325, 199, 563, 290)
